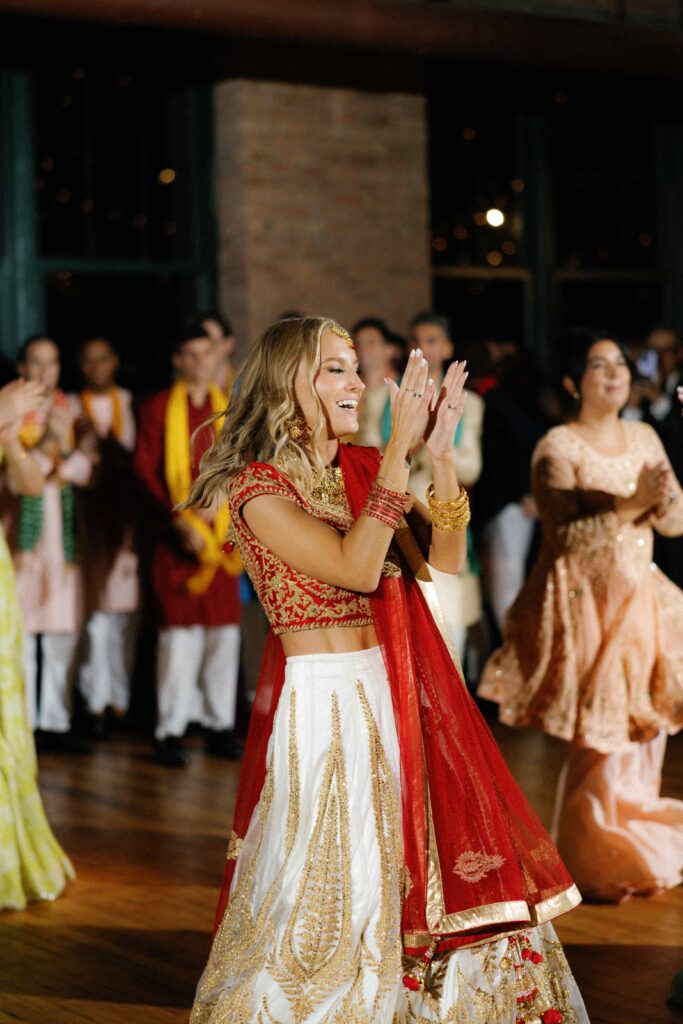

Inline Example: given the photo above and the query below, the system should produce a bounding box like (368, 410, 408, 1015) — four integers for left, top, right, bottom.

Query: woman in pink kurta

(1, 338, 96, 747)
(479, 331, 683, 903)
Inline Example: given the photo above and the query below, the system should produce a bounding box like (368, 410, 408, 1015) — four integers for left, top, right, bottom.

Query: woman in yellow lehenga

(0, 378, 74, 910)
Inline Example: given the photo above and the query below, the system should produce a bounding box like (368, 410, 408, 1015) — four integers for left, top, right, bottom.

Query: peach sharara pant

(552, 732, 683, 902)
(480, 421, 683, 903)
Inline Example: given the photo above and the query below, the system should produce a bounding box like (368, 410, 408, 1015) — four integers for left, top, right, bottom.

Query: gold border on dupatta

(393, 523, 583, 948)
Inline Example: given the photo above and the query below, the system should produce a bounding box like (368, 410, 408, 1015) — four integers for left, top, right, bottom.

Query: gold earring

(288, 414, 308, 441)
(573, 391, 580, 401)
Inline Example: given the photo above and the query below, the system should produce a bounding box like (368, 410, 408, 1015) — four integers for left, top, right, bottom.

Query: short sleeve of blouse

(228, 463, 301, 516)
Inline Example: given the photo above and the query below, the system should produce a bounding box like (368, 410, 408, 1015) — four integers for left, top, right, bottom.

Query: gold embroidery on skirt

(226, 831, 243, 861)
(190, 689, 300, 1023)
(266, 691, 356, 1022)
(402, 929, 581, 1023)
(356, 681, 404, 1008)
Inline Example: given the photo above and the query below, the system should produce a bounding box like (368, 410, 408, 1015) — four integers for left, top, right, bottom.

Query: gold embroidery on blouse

(310, 465, 347, 508)
(230, 466, 375, 635)
(452, 850, 506, 884)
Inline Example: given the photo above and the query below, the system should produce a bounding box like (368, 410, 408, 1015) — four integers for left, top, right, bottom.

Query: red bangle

(361, 480, 407, 530)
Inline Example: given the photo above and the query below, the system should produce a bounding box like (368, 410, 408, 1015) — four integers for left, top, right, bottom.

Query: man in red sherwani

(134, 325, 242, 767)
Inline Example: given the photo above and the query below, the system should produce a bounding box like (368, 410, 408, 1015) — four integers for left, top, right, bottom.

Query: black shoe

(205, 729, 243, 760)
(154, 736, 190, 768)
(83, 712, 109, 740)
(38, 729, 94, 755)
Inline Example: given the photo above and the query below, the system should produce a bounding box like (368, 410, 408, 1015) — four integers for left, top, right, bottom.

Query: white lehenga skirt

(191, 647, 590, 1024)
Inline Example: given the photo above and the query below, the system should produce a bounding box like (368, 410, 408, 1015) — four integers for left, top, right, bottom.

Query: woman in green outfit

(0, 377, 74, 909)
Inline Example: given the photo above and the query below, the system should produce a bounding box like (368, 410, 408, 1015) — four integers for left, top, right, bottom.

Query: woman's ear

(562, 375, 580, 401)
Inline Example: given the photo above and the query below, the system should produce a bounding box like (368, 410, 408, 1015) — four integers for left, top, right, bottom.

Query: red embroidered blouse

(228, 461, 393, 635)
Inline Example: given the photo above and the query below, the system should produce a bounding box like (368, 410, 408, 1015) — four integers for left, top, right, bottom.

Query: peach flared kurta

(479, 421, 683, 900)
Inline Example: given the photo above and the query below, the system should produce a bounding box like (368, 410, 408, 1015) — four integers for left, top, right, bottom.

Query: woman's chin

(331, 417, 359, 438)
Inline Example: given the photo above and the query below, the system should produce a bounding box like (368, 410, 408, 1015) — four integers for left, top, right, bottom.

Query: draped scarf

(17, 390, 76, 562)
(213, 444, 579, 954)
(164, 380, 242, 594)
(81, 387, 124, 442)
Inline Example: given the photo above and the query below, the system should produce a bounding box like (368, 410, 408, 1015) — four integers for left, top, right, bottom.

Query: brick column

(213, 79, 431, 350)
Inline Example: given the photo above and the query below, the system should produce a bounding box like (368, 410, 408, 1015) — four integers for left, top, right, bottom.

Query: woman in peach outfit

(480, 330, 683, 903)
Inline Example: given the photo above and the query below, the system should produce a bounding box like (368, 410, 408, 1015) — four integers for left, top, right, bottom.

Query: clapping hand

(0, 378, 46, 432)
(636, 461, 674, 514)
(425, 360, 468, 462)
(384, 349, 436, 458)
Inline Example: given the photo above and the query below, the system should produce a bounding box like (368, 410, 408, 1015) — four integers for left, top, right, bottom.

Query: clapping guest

(71, 337, 140, 736)
(1, 338, 97, 754)
(480, 329, 683, 902)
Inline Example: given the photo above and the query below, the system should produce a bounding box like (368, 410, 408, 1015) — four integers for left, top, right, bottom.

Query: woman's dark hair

(562, 327, 633, 387)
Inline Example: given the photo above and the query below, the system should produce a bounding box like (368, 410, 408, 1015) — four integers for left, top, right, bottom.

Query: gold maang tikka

(329, 323, 355, 349)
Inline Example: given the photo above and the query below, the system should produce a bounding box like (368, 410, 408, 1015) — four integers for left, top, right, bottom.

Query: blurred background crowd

(2, 309, 680, 768)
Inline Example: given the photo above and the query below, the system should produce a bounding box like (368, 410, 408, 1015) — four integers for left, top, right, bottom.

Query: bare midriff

(280, 623, 379, 657)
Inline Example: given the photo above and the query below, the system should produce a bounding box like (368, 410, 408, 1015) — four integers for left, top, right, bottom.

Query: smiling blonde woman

(187, 316, 589, 1024)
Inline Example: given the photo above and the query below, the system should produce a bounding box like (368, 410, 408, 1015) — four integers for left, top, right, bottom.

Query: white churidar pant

(155, 624, 240, 740)
(23, 632, 80, 733)
(79, 610, 139, 714)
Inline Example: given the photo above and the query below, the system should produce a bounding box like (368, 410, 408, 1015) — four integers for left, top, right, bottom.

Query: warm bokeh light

(453, 225, 468, 240)
(486, 208, 505, 227)
(158, 168, 176, 185)
(511, 178, 525, 193)
(473, 211, 487, 226)
(462, 127, 477, 141)
(486, 250, 503, 266)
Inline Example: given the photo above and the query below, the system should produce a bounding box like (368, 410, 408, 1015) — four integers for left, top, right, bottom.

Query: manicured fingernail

(415, 348, 422, 357)
(421, 358, 427, 368)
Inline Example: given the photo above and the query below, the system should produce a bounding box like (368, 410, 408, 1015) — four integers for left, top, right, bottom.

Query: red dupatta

(214, 445, 580, 954)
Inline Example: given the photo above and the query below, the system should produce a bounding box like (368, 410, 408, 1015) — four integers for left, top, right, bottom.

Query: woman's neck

(320, 439, 340, 467)
(576, 406, 621, 434)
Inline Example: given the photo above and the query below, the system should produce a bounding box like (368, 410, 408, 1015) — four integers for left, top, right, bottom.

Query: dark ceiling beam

(3, 0, 683, 81)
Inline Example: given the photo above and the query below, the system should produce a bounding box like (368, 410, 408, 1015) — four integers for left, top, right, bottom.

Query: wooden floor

(1, 717, 681, 1024)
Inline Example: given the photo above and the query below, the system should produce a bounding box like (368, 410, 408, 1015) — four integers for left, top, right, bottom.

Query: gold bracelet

(426, 483, 471, 532)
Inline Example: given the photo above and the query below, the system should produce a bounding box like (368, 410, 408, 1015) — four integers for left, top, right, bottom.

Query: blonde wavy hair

(185, 316, 343, 508)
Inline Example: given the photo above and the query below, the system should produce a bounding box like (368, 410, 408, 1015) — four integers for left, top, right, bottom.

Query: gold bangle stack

(426, 483, 471, 532)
